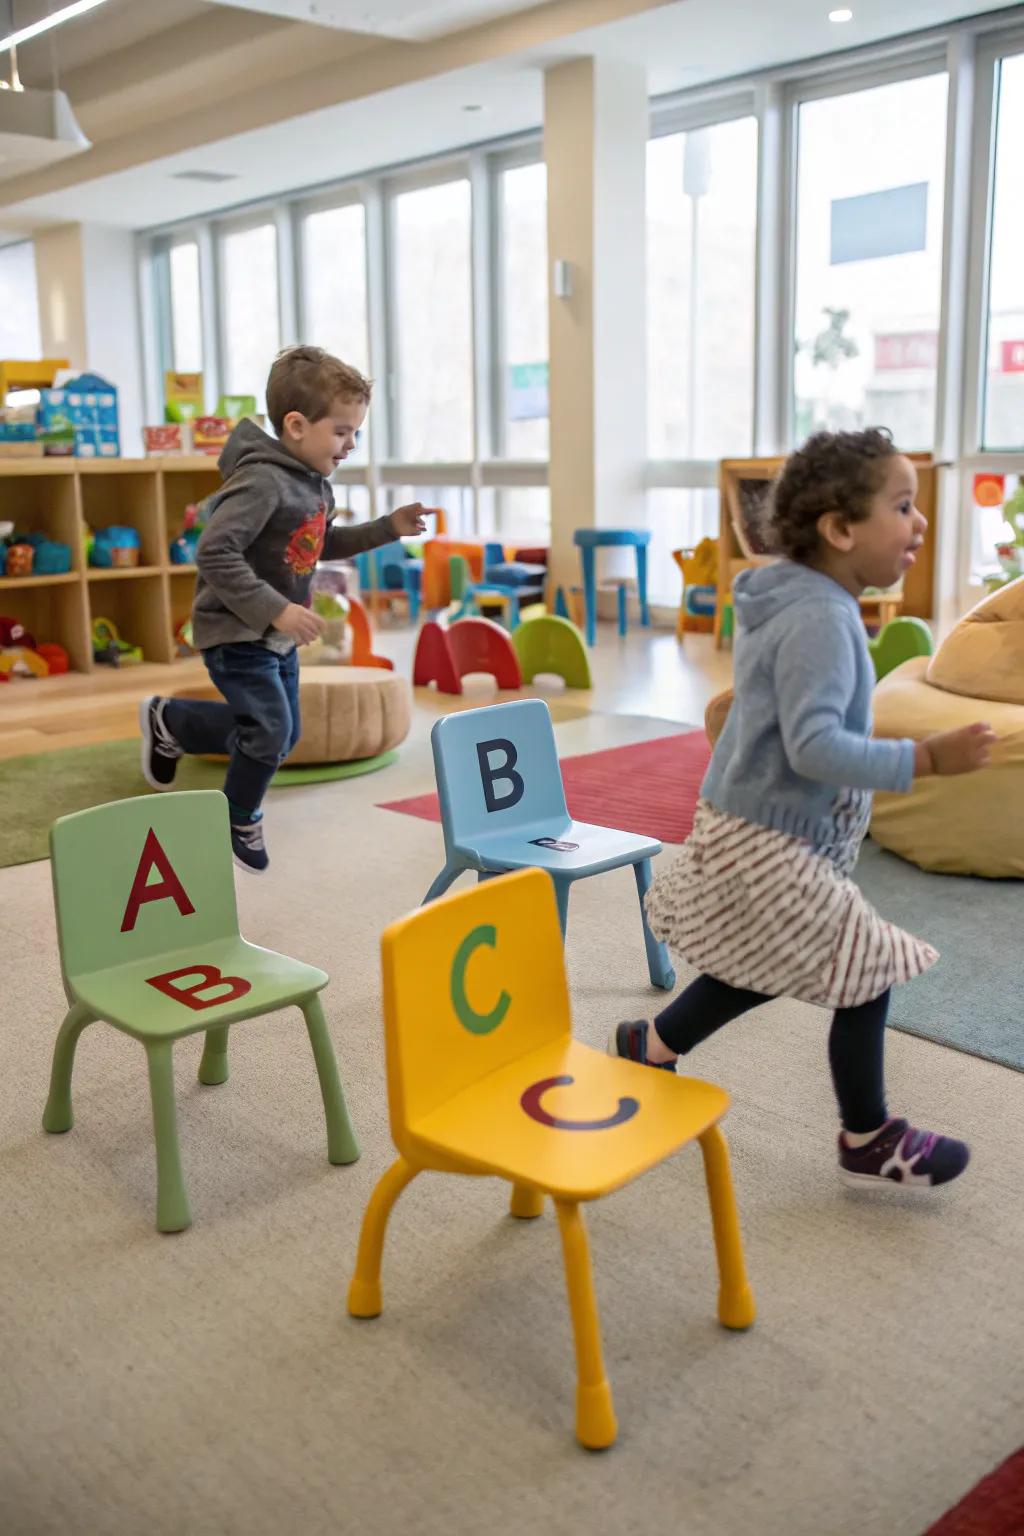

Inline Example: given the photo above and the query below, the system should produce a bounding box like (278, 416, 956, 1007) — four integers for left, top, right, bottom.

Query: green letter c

(450, 924, 511, 1035)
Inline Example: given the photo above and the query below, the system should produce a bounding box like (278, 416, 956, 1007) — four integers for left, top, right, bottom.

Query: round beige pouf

(171, 665, 412, 766)
(871, 656, 1024, 878)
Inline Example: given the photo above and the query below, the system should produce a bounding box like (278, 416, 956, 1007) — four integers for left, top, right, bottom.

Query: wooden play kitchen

(0, 457, 221, 675)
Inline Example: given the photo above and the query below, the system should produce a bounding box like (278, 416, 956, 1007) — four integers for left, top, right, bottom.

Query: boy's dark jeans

(163, 642, 300, 822)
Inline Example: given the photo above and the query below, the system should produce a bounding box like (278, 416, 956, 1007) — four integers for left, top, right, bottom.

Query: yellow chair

(347, 867, 754, 1450)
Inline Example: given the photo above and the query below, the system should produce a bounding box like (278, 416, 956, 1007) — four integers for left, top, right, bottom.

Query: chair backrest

(382, 867, 569, 1138)
(50, 791, 240, 983)
(449, 553, 471, 601)
(431, 698, 568, 849)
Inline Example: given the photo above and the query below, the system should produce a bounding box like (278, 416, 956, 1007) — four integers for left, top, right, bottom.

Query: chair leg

(554, 1199, 617, 1450)
(698, 1123, 756, 1331)
(633, 859, 675, 990)
(144, 1041, 192, 1234)
(198, 1026, 230, 1086)
(509, 1183, 544, 1219)
(347, 1156, 420, 1318)
(300, 994, 360, 1166)
(42, 1002, 96, 1134)
(554, 879, 570, 940)
(423, 863, 460, 904)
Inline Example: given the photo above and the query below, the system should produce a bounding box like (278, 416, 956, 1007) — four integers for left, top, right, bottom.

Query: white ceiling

(205, 0, 545, 39)
(2, 0, 1020, 232)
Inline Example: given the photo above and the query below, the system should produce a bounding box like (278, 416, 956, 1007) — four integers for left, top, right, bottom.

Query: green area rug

(855, 839, 1023, 1073)
(0, 739, 397, 869)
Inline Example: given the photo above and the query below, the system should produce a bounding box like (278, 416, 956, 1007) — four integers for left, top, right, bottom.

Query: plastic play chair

(347, 867, 754, 1449)
(421, 698, 674, 988)
(512, 614, 592, 688)
(43, 791, 359, 1232)
(868, 615, 934, 681)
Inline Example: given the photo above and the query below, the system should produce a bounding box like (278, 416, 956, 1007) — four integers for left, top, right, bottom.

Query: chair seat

(72, 937, 327, 1040)
(458, 817, 661, 877)
(485, 561, 547, 587)
(409, 1037, 728, 1200)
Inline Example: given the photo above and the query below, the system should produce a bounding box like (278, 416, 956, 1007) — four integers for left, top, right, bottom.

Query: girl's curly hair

(766, 428, 898, 562)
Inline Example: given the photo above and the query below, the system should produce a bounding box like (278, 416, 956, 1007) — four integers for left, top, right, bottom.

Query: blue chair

(572, 528, 652, 647)
(422, 699, 675, 990)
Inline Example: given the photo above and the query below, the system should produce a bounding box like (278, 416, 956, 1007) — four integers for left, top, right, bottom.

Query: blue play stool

(421, 698, 675, 990)
(573, 528, 652, 647)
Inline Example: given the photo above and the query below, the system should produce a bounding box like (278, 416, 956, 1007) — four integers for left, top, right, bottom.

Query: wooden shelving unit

(0, 456, 222, 675)
(716, 453, 939, 648)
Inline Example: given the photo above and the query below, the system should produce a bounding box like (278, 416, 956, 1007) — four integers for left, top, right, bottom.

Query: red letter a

(121, 828, 197, 934)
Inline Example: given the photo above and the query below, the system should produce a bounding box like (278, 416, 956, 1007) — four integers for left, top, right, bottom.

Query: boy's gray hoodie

(192, 419, 398, 653)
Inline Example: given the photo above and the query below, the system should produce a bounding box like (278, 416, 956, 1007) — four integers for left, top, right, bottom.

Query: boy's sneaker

(231, 821, 269, 875)
(839, 1117, 969, 1189)
(140, 696, 182, 790)
(608, 1020, 677, 1072)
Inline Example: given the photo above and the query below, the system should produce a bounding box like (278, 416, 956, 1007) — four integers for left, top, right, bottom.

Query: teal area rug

(0, 740, 397, 870)
(855, 839, 1023, 1072)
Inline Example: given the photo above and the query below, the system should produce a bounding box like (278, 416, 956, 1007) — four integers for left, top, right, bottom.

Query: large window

(982, 50, 1024, 449)
(392, 177, 473, 461)
(300, 203, 369, 373)
(300, 201, 369, 462)
(498, 161, 548, 459)
(0, 242, 41, 359)
(168, 241, 203, 374)
(647, 117, 758, 459)
(793, 72, 948, 448)
(220, 221, 280, 409)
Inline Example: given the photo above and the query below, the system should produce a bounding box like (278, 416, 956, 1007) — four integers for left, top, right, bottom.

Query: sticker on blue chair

(529, 837, 579, 852)
(476, 738, 524, 813)
(520, 1075, 640, 1131)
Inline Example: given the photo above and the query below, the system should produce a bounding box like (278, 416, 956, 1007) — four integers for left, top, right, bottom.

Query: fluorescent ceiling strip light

(0, 0, 112, 54)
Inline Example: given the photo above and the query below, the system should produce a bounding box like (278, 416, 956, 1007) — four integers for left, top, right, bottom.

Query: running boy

(140, 345, 426, 872)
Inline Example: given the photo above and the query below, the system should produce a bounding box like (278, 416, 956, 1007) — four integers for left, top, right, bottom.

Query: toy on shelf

(90, 526, 141, 569)
(92, 617, 142, 667)
(0, 617, 64, 678)
(512, 614, 591, 689)
(413, 617, 522, 695)
(174, 619, 196, 658)
(169, 504, 201, 565)
(5, 541, 33, 577)
(672, 539, 718, 638)
(985, 480, 1024, 590)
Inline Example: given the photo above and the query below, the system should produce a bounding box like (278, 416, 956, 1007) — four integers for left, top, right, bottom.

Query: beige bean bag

(925, 575, 1024, 706)
(872, 579, 1024, 876)
(172, 665, 412, 766)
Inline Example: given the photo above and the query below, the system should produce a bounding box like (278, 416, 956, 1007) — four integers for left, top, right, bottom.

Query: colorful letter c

(450, 924, 511, 1035)
(520, 1075, 639, 1131)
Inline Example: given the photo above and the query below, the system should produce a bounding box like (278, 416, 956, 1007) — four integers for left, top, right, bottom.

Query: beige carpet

(1, 703, 1022, 1536)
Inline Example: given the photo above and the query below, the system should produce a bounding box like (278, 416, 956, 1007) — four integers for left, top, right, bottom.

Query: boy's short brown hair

(265, 345, 372, 435)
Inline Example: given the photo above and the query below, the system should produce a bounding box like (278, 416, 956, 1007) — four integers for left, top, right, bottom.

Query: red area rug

(923, 1449, 1024, 1536)
(379, 730, 711, 844)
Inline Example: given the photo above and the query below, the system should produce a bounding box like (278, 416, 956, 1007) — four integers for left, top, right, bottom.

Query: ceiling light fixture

(0, 0, 113, 56)
(828, 7, 853, 20)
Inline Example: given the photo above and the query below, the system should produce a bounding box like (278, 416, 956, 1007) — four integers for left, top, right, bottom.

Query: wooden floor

(0, 624, 733, 762)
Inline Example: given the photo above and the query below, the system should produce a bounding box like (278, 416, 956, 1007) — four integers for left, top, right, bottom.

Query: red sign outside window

(1001, 341, 1024, 374)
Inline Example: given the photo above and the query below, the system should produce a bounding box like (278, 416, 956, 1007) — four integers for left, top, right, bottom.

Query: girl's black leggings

(654, 975, 889, 1134)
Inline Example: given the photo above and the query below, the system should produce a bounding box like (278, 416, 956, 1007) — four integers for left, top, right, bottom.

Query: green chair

(868, 615, 934, 681)
(512, 614, 592, 689)
(43, 791, 359, 1232)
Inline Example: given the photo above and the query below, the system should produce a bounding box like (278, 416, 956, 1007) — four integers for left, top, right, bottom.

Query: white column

(544, 57, 648, 596)
(33, 222, 146, 457)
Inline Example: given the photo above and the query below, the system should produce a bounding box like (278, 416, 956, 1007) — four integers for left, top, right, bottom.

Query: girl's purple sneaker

(839, 1117, 969, 1189)
(608, 1021, 676, 1072)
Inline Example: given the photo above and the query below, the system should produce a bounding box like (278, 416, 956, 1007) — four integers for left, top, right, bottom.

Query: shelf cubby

(0, 457, 226, 678)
